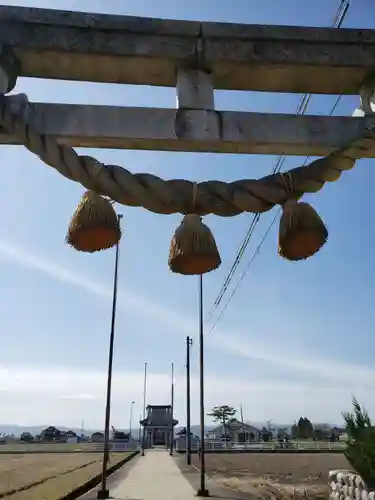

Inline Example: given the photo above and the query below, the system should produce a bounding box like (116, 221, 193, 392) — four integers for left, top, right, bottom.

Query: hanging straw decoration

(278, 199, 328, 261)
(66, 190, 121, 253)
(168, 214, 222, 275)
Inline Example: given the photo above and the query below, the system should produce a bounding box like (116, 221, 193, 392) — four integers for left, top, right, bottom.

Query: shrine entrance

(140, 404, 178, 449)
(154, 429, 166, 446)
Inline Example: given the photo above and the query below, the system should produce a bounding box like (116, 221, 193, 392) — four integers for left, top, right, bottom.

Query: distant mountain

(0, 425, 100, 437)
(0, 421, 344, 438)
(0, 424, 215, 438)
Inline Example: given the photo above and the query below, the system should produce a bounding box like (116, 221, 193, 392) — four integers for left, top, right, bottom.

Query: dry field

(192, 453, 351, 500)
(0, 442, 104, 453)
(0, 452, 130, 499)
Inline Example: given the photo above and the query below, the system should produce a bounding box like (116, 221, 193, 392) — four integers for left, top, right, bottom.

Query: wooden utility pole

(240, 404, 245, 442)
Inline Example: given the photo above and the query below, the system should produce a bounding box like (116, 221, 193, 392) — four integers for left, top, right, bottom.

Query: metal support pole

(186, 336, 193, 465)
(129, 401, 134, 437)
(138, 413, 142, 441)
(196, 274, 209, 497)
(169, 362, 174, 455)
(97, 214, 122, 500)
(141, 362, 147, 456)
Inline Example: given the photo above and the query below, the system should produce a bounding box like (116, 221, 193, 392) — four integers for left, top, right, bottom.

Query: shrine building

(140, 404, 178, 448)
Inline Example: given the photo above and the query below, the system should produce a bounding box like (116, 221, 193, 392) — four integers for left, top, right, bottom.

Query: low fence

(215, 441, 345, 451)
(176, 439, 346, 453)
(0, 438, 345, 454)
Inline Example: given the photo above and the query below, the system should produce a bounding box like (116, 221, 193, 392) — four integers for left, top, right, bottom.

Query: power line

(208, 209, 280, 335)
(207, 0, 350, 334)
(205, 85, 312, 324)
(209, 97, 346, 337)
(205, 1, 349, 326)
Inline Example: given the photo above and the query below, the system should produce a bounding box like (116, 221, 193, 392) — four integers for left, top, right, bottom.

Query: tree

(343, 398, 375, 488)
(207, 405, 237, 444)
(297, 417, 314, 439)
(291, 424, 299, 439)
(313, 424, 331, 441)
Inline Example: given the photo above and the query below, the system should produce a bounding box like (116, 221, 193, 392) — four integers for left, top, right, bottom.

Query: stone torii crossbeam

(1, 5, 375, 270)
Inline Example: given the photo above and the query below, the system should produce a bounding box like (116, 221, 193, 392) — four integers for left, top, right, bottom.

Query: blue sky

(0, 0, 374, 430)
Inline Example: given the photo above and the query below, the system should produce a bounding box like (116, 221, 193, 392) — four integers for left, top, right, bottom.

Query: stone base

(196, 488, 210, 497)
(97, 489, 110, 499)
(329, 469, 372, 500)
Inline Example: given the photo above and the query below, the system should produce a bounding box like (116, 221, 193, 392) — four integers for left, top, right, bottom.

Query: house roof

(211, 420, 260, 433)
(146, 404, 172, 409)
(141, 417, 178, 427)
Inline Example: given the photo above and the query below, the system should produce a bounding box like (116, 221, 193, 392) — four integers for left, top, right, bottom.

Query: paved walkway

(110, 449, 198, 500)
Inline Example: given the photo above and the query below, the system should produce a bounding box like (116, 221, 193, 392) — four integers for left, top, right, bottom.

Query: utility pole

(170, 362, 174, 456)
(186, 336, 193, 465)
(240, 404, 245, 443)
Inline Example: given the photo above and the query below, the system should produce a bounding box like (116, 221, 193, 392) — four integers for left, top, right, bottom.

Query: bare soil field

(192, 453, 351, 500)
(0, 452, 130, 499)
(0, 442, 103, 453)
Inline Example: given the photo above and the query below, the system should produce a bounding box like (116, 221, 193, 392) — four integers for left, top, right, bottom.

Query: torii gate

(1, 6, 375, 499)
(1, 6, 375, 271)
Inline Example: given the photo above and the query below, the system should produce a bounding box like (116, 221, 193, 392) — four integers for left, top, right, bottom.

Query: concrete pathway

(110, 449, 198, 500)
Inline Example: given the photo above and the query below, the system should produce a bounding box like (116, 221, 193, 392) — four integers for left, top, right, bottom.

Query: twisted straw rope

(0, 95, 374, 216)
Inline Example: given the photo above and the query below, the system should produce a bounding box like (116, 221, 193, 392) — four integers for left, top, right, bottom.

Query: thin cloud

(0, 239, 373, 387)
(0, 364, 364, 426)
(61, 394, 98, 401)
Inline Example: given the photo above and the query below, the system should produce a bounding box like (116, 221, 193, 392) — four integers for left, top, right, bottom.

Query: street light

(129, 401, 135, 437)
(97, 213, 122, 500)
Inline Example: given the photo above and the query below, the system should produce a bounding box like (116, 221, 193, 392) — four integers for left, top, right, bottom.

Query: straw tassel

(66, 191, 121, 253)
(278, 199, 328, 261)
(168, 214, 221, 275)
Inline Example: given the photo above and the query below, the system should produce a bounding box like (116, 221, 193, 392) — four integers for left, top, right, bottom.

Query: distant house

(261, 427, 273, 442)
(65, 430, 79, 443)
(91, 432, 104, 442)
(66, 430, 77, 438)
(40, 426, 61, 442)
(176, 427, 194, 437)
(207, 419, 261, 442)
(111, 428, 130, 441)
(20, 432, 33, 443)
